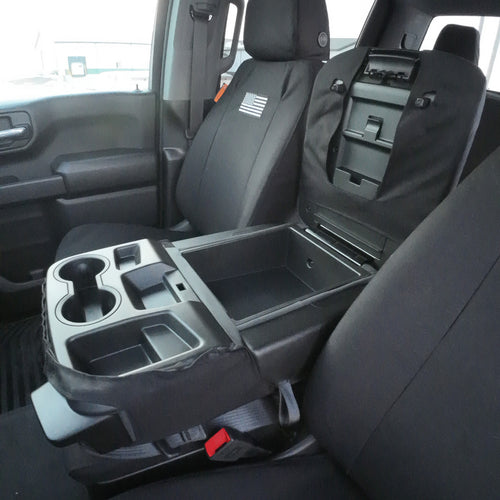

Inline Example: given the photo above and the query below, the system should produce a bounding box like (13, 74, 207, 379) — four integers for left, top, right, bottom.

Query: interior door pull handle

(0, 126, 29, 141)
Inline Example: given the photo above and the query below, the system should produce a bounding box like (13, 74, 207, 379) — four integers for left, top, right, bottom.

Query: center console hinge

(305, 227, 375, 268)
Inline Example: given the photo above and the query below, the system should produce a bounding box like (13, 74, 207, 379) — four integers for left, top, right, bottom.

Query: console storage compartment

(182, 227, 363, 321)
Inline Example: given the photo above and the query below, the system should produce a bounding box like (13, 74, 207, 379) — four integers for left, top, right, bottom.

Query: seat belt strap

(278, 381, 301, 427)
(186, 3, 215, 141)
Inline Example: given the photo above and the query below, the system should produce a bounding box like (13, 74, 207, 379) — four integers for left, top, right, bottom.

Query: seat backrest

(176, 0, 330, 235)
(299, 45, 486, 256)
(305, 146, 500, 499)
(434, 24, 480, 65)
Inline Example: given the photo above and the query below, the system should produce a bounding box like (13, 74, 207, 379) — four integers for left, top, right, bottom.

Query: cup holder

(57, 257, 119, 324)
(59, 257, 106, 285)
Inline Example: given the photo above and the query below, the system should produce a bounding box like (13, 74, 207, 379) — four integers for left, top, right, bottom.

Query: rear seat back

(299, 43, 486, 257)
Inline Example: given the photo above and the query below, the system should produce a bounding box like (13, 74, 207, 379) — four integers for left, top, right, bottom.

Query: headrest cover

(244, 0, 330, 62)
(434, 24, 480, 65)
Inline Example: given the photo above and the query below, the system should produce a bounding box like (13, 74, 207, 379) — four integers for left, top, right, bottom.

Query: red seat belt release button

(205, 428, 231, 458)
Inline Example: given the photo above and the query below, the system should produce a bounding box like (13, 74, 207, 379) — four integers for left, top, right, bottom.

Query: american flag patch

(239, 92, 268, 118)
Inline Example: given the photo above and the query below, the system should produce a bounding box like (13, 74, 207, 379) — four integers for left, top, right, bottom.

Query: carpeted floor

(0, 316, 46, 414)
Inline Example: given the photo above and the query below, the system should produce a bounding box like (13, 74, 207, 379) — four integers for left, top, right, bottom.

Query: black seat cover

(306, 146, 500, 499)
(56, 0, 330, 260)
(115, 455, 366, 500)
(434, 24, 480, 65)
(176, 0, 328, 235)
(300, 46, 486, 249)
(115, 149, 500, 500)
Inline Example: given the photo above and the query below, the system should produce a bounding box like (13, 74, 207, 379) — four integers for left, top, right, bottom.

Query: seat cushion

(0, 406, 88, 499)
(114, 455, 366, 500)
(55, 223, 194, 261)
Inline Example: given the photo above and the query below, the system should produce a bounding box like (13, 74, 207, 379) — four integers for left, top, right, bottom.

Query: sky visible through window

(0, 0, 157, 100)
(0, 0, 374, 101)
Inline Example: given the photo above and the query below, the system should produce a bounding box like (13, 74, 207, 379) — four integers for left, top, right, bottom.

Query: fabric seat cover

(56, 0, 330, 260)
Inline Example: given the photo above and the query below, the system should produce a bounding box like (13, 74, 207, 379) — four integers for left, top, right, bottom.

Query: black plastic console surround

(34, 225, 373, 454)
(46, 240, 236, 372)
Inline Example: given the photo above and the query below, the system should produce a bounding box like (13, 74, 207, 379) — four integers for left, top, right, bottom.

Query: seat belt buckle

(204, 428, 270, 463)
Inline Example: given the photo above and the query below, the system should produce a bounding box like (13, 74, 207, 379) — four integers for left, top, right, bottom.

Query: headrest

(434, 24, 480, 65)
(244, 0, 330, 62)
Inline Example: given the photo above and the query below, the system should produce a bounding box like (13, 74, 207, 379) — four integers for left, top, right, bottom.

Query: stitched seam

(348, 250, 500, 474)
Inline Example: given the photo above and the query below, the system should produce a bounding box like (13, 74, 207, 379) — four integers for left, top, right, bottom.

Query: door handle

(0, 126, 29, 141)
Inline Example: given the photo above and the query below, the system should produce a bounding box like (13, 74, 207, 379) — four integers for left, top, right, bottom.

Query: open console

(182, 227, 361, 322)
(34, 225, 372, 464)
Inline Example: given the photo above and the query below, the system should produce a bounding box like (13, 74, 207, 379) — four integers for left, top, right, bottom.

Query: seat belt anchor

(278, 381, 301, 427)
(190, 2, 216, 21)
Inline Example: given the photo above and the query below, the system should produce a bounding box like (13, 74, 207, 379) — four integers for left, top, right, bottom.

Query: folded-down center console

(31, 47, 477, 487)
(33, 224, 372, 456)
(35, 49, 449, 483)
(47, 243, 233, 377)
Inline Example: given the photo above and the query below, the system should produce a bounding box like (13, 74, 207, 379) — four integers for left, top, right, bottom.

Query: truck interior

(0, 0, 499, 498)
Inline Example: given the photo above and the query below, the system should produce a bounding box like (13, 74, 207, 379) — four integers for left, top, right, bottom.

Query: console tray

(67, 313, 201, 376)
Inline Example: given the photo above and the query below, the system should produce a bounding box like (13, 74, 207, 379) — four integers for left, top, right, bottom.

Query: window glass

(222, 2, 250, 86)
(221, 0, 374, 85)
(326, 0, 374, 57)
(421, 16, 500, 92)
(0, 0, 157, 103)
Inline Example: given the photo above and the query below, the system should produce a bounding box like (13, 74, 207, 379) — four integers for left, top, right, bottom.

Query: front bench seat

(115, 146, 500, 499)
(56, 0, 330, 260)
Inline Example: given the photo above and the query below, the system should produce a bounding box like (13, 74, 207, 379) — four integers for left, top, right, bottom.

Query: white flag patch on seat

(239, 92, 268, 118)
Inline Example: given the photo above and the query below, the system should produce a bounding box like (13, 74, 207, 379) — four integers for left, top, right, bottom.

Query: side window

(221, 1, 249, 86)
(0, 0, 157, 104)
(421, 16, 500, 93)
(326, 0, 375, 57)
(221, 0, 375, 86)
